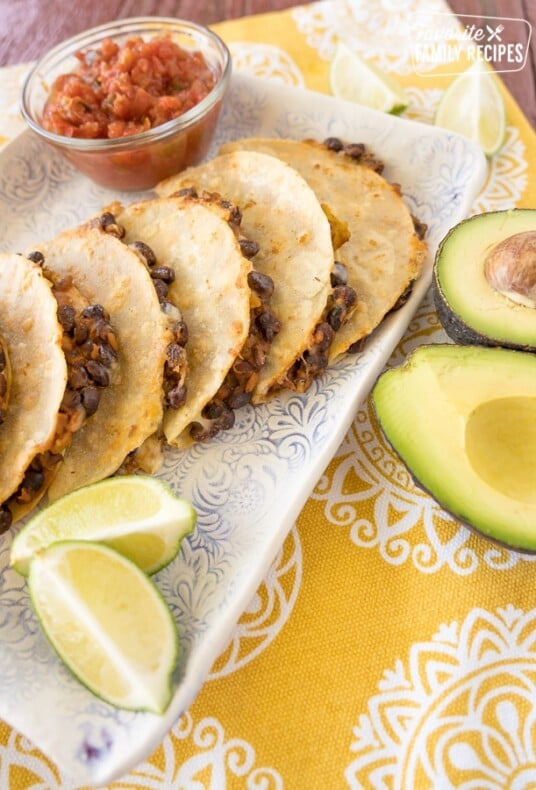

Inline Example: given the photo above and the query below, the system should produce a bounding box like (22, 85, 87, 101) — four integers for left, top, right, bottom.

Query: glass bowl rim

(20, 16, 232, 153)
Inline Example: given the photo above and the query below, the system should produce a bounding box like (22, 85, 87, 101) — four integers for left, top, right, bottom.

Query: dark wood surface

(0, 0, 534, 127)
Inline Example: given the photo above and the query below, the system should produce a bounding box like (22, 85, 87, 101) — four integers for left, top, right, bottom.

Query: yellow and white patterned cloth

(1, 1, 536, 787)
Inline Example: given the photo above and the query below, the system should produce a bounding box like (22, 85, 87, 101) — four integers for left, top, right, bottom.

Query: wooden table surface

(0, 0, 534, 126)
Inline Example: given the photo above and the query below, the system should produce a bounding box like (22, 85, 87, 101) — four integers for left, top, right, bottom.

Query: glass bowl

(20, 17, 231, 191)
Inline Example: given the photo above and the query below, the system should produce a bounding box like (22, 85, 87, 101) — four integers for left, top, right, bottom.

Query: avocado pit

(484, 231, 536, 309)
(433, 209, 536, 351)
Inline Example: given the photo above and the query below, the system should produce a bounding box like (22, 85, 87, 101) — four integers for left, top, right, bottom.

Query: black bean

(330, 261, 348, 287)
(202, 401, 224, 420)
(68, 365, 90, 389)
(229, 206, 242, 226)
(0, 347, 5, 370)
(129, 241, 157, 268)
(173, 320, 188, 346)
(0, 378, 6, 397)
(227, 389, 251, 410)
(324, 137, 344, 152)
(150, 266, 175, 284)
(327, 305, 344, 331)
(390, 283, 414, 312)
(347, 337, 367, 354)
(256, 312, 281, 341)
(189, 421, 206, 440)
(233, 359, 254, 379)
(248, 270, 274, 298)
(23, 468, 45, 492)
(344, 143, 366, 160)
(74, 321, 89, 345)
(27, 250, 44, 265)
(81, 386, 100, 416)
(62, 389, 82, 411)
(166, 384, 187, 410)
(240, 239, 260, 259)
(153, 279, 168, 301)
(99, 213, 125, 238)
(177, 187, 198, 198)
(0, 507, 12, 533)
(333, 284, 358, 309)
(215, 407, 235, 431)
(312, 322, 334, 352)
(58, 304, 76, 333)
(85, 360, 110, 387)
(81, 304, 106, 320)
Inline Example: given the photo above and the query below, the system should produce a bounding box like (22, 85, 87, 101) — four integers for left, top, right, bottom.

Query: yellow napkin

(1, 1, 536, 788)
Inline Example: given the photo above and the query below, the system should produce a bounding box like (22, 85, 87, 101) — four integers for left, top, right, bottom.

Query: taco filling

(29, 225, 172, 500)
(93, 212, 189, 419)
(0, 252, 117, 530)
(219, 137, 428, 360)
(108, 188, 280, 447)
(156, 150, 357, 402)
(0, 334, 11, 427)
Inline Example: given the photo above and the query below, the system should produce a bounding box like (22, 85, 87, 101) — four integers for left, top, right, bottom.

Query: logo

(410, 13, 532, 76)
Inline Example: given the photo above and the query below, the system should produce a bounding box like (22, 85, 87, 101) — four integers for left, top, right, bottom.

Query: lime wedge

(435, 61, 506, 156)
(11, 475, 196, 576)
(28, 540, 178, 712)
(329, 41, 409, 114)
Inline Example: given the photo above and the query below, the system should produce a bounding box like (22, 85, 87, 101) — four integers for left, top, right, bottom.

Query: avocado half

(372, 344, 536, 552)
(433, 209, 536, 351)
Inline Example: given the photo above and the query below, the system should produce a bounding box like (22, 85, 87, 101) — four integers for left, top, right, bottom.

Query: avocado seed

(484, 230, 536, 308)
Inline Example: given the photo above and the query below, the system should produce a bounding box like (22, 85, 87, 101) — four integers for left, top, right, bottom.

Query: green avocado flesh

(434, 209, 536, 350)
(372, 344, 536, 552)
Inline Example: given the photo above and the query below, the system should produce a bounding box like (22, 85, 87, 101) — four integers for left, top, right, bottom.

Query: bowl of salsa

(21, 18, 231, 191)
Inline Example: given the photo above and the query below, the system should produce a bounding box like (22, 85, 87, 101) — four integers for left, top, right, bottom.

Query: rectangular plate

(0, 73, 487, 784)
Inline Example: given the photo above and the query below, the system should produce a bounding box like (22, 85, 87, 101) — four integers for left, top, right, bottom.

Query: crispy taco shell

(0, 253, 67, 527)
(31, 225, 169, 499)
(220, 137, 428, 359)
(156, 150, 337, 402)
(111, 192, 265, 448)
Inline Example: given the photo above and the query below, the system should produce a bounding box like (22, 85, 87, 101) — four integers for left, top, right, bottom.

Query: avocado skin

(433, 209, 536, 353)
(432, 277, 535, 351)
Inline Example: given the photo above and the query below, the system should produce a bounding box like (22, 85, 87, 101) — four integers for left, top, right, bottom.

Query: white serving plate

(0, 73, 487, 784)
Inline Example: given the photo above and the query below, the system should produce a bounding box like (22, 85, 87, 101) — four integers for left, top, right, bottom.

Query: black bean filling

(0, 256, 118, 532)
(170, 192, 281, 442)
(323, 137, 385, 174)
(0, 342, 8, 426)
(279, 262, 357, 394)
(190, 267, 281, 442)
(96, 213, 190, 412)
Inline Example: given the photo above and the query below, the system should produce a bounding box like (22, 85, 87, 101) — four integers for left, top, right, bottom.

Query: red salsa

(41, 35, 216, 139)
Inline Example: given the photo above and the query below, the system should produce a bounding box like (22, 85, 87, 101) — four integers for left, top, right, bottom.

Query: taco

(156, 150, 357, 402)
(0, 332, 11, 426)
(0, 251, 117, 529)
(108, 189, 279, 448)
(220, 137, 428, 359)
(28, 222, 183, 500)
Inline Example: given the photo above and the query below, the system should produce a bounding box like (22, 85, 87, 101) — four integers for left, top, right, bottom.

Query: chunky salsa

(41, 35, 216, 139)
